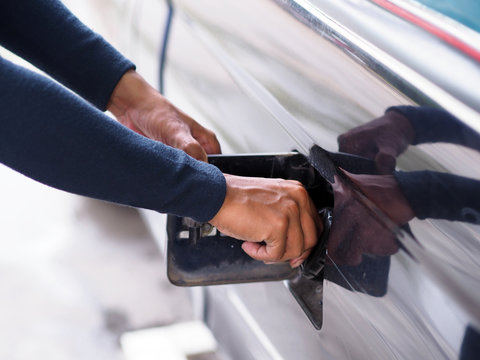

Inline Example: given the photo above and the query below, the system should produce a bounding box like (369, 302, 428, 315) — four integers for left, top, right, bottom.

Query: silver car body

(128, 0, 480, 359)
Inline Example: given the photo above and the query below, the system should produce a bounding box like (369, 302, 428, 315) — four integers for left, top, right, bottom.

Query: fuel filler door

(166, 150, 375, 329)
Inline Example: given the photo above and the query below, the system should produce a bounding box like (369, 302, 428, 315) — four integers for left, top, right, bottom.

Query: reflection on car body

(331, 106, 480, 359)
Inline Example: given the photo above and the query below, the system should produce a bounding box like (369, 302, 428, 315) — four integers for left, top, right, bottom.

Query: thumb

(241, 241, 267, 261)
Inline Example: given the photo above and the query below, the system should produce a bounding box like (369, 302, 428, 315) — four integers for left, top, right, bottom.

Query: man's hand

(107, 70, 221, 161)
(338, 110, 415, 174)
(210, 175, 321, 268)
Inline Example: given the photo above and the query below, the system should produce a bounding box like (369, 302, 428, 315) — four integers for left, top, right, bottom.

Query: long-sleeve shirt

(0, 0, 226, 222)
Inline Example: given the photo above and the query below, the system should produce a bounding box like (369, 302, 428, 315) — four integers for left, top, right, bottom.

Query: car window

(413, 0, 480, 32)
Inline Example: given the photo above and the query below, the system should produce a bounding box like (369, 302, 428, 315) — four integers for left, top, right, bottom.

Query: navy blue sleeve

(387, 106, 480, 151)
(0, 0, 134, 110)
(0, 57, 226, 222)
(394, 170, 480, 224)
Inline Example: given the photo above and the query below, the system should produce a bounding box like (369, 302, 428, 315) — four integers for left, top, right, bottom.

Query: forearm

(0, 0, 134, 110)
(0, 58, 225, 222)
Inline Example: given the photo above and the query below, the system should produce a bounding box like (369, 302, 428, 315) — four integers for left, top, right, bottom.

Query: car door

(156, 0, 480, 359)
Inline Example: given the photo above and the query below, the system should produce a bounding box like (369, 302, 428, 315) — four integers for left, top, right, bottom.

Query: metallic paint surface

(164, 0, 480, 358)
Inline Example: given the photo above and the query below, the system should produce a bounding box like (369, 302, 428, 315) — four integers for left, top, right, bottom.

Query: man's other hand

(108, 70, 221, 161)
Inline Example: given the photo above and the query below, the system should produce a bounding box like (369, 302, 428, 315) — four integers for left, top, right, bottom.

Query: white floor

(0, 164, 194, 359)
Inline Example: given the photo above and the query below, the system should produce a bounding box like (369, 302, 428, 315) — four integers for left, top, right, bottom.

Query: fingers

(107, 70, 221, 160)
(289, 250, 312, 268)
(289, 194, 323, 267)
(155, 114, 213, 161)
(210, 175, 320, 265)
(234, 180, 319, 267)
(285, 199, 305, 257)
(241, 240, 282, 263)
(174, 109, 221, 155)
(112, 86, 221, 161)
(240, 212, 289, 262)
(175, 134, 208, 162)
(192, 125, 222, 155)
(174, 122, 220, 161)
(160, 113, 219, 161)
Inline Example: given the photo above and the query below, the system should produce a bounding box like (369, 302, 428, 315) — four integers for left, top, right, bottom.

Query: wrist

(107, 70, 158, 118)
(210, 174, 234, 226)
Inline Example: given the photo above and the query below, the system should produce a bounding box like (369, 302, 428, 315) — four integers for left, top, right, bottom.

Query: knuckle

(294, 182, 307, 194)
(291, 185, 309, 203)
(181, 140, 197, 151)
(287, 179, 303, 188)
(206, 128, 218, 140)
(182, 141, 199, 152)
(285, 200, 300, 216)
(271, 214, 288, 232)
(182, 142, 206, 161)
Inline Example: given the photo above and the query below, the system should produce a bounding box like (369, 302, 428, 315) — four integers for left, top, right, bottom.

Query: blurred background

(0, 0, 196, 359)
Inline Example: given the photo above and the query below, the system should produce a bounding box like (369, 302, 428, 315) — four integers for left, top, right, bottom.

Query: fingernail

(291, 259, 304, 268)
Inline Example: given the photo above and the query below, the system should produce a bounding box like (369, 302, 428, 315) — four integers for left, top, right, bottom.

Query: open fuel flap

(166, 152, 334, 329)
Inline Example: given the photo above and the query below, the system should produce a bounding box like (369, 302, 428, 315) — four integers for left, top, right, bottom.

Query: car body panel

(133, 0, 480, 358)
